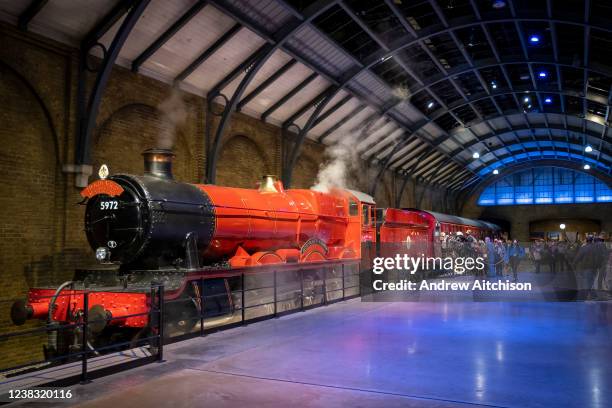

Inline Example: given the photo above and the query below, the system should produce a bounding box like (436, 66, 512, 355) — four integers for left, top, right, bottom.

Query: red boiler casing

(196, 182, 362, 266)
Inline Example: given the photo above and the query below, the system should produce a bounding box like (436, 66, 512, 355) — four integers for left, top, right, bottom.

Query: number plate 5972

(100, 200, 118, 210)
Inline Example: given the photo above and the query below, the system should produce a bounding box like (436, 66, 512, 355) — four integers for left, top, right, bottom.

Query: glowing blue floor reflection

(195, 300, 612, 408)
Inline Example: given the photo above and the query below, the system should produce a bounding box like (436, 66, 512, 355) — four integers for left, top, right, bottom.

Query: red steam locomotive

(10, 149, 498, 357)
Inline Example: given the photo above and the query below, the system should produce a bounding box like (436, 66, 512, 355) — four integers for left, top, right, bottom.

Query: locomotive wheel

(164, 296, 200, 338)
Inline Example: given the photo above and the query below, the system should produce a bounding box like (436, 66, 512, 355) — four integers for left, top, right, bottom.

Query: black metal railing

(163, 263, 361, 342)
(0, 283, 164, 390)
(0, 262, 362, 392)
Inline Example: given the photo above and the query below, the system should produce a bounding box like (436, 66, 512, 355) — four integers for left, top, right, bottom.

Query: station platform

(10, 295, 612, 408)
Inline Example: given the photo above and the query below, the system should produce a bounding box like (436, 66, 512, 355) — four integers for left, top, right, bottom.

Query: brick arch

(93, 103, 195, 182)
(217, 134, 270, 188)
(0, 63, 59, 331)
(292, 154, 319, 189)
(0, 60, 60, 163)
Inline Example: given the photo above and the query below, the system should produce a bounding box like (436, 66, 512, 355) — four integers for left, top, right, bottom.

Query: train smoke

(311, 138, 358, 192)
(157, 88, 187, 150)
(311, 115, 379, 193)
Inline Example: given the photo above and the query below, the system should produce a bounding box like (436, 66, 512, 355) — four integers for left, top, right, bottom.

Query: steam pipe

(48, 281, 74, 323)
(47, 280, 73, 354)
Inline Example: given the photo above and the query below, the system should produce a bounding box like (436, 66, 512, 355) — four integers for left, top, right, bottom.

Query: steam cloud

(311, 115, 379, 193)
(157, 88, 188, 149)
(311, 139, 358, 193)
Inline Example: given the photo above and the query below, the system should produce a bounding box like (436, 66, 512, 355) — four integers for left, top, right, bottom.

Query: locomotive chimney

(143, 148, 175, 180)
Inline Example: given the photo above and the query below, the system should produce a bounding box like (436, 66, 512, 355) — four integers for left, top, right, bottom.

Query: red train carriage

(377, 208, 501, 259)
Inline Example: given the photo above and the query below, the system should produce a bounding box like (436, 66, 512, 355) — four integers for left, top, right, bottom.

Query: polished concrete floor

(13, 297, 612, 408)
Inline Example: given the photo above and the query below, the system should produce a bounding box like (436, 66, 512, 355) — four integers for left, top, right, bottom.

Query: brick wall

(0, 24, 456, 368)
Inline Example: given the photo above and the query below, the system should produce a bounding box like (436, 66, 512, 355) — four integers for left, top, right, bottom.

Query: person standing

(508, 240, 525, 282)
(494, 239, 506, 277)
(573, 235, 599, 300)
(556, 239, 570, 273)
(594, 233, 609, 292)
(485, 237, 496, 278)
(546, 241, 556, 275)
(530, 240, 544, 274)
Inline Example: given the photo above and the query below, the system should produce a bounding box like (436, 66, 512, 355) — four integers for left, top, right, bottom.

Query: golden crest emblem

(98, 164, 109, 180)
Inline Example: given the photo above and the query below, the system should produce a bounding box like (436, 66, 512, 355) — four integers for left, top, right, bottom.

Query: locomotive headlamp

(95, 247, 110, 262)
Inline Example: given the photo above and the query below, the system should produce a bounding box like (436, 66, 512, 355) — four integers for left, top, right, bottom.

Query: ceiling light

(491, 81, 497, 89)
(560, 223, 566, 230)
(538, 71, 547, 78)
(583, 164, 590, 170)
(493, 169, 499, 175)
(529, 35, 540, 43)
(492, 0, 507, 8)
(523, 96, 530, 103)
(544, 97, 552, 103)
(427, 101, 435, 109)
(472, 152, 480, 159)
(585, 145, 593, 153)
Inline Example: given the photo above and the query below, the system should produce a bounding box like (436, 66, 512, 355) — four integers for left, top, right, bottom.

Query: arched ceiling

(2, 0, 611, 191)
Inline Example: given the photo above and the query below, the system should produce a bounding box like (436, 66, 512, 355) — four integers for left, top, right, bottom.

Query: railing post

(199, 277, 205, 336)
(300, 269, 304, 311)
(342, 265, 345, 299)
(80, 290, 90, 384)
(273, 270, 277, 317)
(323, 268, 327, 305)
(241, 273, 245, 324)
(157, 284, 165, 363)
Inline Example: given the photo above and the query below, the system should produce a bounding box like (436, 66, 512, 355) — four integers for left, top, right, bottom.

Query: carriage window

(362, 205, 370, 225)
(349, 199, 359, 216)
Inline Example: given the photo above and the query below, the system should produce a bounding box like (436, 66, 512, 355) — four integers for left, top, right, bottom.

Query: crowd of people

(439, 230, 611, 297)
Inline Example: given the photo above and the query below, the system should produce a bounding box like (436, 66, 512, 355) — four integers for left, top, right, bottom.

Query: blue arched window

(478, 167, 612, 206)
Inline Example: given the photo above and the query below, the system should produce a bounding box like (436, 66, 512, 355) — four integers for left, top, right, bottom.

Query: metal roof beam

(204, 0, 340, 183)
(82, 0, 138, 49)
(416, 155, 446, 179)
(397, 88, 611, 151)
(391, 144, 432, 171)
(261, 73, 317, 121)
(309, 94, 352, 129)
(281, 85, 338, 127)
(238, 59, 297, 111)
(317, 104, 367, 143)
(431, 162, 460, 185)
(444, 120, 612, 157)
(77, 0, 150, 165)
(132, 0, 208, 72)
(443, 168, 472, 189)
(175, 23, 241, 83)
(278, 0, 481, 184)
(364, 133, 413, 161)
(472, 148, 611, 174)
